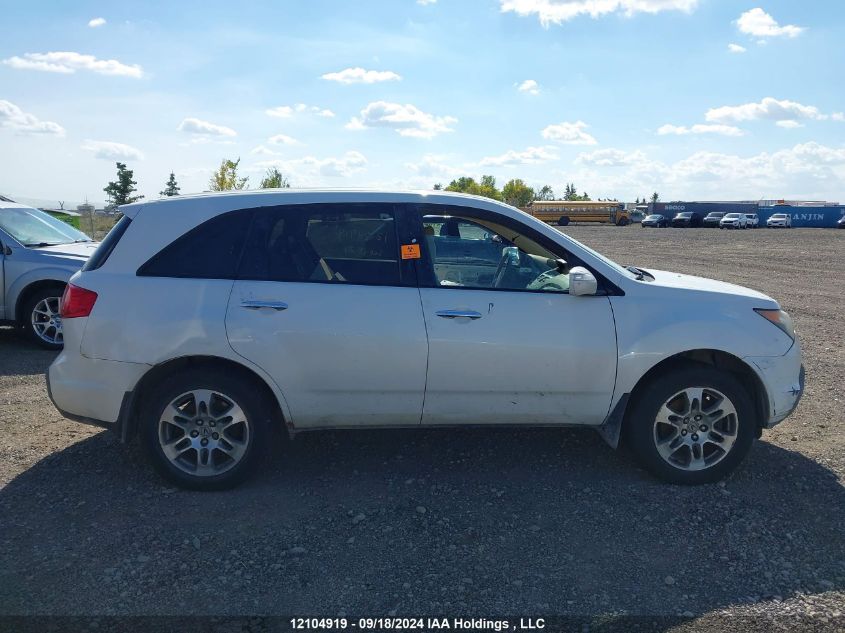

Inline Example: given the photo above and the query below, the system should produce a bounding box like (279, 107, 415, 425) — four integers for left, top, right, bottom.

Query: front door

(414, 206, 618, 427)
(226, 203, 428, 429)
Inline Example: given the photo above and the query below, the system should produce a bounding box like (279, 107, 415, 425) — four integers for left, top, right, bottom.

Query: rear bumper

(746, 340, 805, 428)
(47, 350, 148, 430)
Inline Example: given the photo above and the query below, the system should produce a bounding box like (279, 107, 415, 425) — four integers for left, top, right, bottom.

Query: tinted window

(137, 209, 252, 279)
(82, 215, 131, 271)
(239, 204, 401, 286)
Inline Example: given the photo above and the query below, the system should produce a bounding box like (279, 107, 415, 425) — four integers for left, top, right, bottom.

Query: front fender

(8, 267, 75, 320)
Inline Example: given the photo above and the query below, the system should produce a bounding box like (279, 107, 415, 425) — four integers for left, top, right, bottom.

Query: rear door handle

(240, 300, 288, 311)
(435, 310, 482, 320)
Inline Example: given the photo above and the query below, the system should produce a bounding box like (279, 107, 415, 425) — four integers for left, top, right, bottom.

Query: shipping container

(757, 204, 845, 228)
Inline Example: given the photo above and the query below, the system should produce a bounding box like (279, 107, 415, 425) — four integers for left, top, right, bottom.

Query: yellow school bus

(522, 201, 630, 226)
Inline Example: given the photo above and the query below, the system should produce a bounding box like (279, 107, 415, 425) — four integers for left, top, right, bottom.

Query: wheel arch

(602, 349, 769, 448)
(15, 279, 67, 323)
(121, 355, 291, 443)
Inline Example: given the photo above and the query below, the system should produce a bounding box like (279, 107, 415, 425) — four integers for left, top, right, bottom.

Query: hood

(645, 269, 777, 305)
(27, 241, 99, 260)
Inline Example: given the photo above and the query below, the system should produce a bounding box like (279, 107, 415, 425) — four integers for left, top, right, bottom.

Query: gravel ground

(0, 226, 842, 630)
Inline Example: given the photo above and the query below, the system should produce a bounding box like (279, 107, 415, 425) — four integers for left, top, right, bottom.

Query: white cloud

(268, 133, 300, 146)
(417, 0, 437, 5)
(728, 43, 746, 53)
(833, 113, 845, 122)
(706, 97, 826, 124)
(265, 103, 335, 118)
(405, 154, 465, 179)
(480, 145, 559, 166)
(500, 0, 699, 26)
(348, 101, 457, 138)
(177, 117, 237, 137)
(576, 148, 646, 166)
(776, 120, 804, 129)
(321, 67, 402, 84)
(564, 142, 845, 201)
(516, 79, 540, 95)
(736, 8, 804, 39)
(255, 151, 367, 180)
(541, 121, 597, 145)
(251, 145, 280, 156)
(88, 17, 106, 28)
(2, 51, 143, 78)
(657, 123, 745, 137)
(0, 100, 65, 136)
(82, 140, 144, 161)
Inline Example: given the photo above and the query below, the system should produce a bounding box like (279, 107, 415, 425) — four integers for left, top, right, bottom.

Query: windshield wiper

(25, 242, 63, 248)
(625, 265, 654, 281)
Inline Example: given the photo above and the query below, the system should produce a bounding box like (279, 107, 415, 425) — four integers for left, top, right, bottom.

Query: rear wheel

(140, 367, 274, 490)
(557, 216, 570, 227)
(22, 285, 65, 350)
(625, 366, 755, 484)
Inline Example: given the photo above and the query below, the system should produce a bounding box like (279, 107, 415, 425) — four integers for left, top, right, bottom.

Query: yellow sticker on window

(401, 244, 421, 260)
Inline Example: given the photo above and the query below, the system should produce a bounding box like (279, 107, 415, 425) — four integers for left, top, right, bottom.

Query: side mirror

(1, 243, 11, 256)
(569, 266, 598, 296)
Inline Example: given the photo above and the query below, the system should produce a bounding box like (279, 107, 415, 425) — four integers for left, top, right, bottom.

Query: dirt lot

(1, 226, 843, 629)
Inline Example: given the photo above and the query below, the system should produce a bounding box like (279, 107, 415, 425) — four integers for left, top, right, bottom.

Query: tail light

(61, 283, 98, 318)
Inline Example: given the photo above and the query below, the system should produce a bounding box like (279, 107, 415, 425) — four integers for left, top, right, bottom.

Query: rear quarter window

(82, 215, 132, 272)
(137, 209, 252, 279)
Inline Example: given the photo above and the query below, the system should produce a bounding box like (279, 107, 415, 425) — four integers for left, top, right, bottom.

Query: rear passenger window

(137, 210, 251, 279)
(239, 205, 401, 286)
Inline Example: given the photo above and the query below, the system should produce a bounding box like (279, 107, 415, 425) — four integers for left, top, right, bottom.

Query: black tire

(624, 365, 756, 485)
(557, 216, 570, 227)
(140, 367, 275, 490)
(617, 217, 629, 226)
(21, 285, 65, 350)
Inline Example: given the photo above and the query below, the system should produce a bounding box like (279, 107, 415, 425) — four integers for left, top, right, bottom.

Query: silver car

(0, 202, 98, 349)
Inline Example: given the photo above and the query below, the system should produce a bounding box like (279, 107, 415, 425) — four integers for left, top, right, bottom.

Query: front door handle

(435, 310, 482, 320)
(240, 300, 288, 311)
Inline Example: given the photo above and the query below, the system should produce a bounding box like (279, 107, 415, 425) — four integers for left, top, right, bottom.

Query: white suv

(719, 213, 748, 229)
(48, 191, 804, 489)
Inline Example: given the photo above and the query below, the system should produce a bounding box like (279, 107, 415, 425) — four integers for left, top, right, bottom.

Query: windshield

(724, 214, 741, 219)
(0, 207, 92, 246)
(646, 215, 662, 220)
(677, 212, 692, 217)
(772, 214, 787, 218)
(707, 213, 725, 218)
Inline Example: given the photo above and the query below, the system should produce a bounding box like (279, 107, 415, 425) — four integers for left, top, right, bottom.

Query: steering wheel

(492, 247, 519, 288)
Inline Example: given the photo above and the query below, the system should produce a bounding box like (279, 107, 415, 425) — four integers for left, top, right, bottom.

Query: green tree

(535, 185, 554, 201)
(445, 175, 502, 201)
(502, 179, 535, 208)
(104, 162, 144, 206)
(209, 158, 248, 191)
(259, 167, 290, 189)
(160, 172, 180, 197)
(651, 191, 660, 203)
(433, 183, 443, 190)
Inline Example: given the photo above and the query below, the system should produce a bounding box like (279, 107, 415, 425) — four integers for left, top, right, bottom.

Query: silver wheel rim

(31, 296, 63, 345)
(652, 387, 739, 472)
(158, 389, 250, 477)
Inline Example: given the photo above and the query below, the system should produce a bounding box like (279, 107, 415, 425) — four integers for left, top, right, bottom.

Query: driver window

(422, 215, 570, 293)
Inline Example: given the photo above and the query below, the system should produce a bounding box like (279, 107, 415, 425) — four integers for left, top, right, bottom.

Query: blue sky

(1, 0, 844, 206)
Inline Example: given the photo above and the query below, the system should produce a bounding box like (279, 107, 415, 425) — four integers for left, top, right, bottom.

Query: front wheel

(22, 285, 65, 350)
(140, 368, 274, 490)
(624, 366, 755, 484)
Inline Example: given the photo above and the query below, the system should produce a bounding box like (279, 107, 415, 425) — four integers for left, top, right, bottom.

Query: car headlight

(755, 308, 795, 340)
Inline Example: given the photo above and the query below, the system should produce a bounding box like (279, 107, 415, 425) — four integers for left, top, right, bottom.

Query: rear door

(225, 203, 428, 429)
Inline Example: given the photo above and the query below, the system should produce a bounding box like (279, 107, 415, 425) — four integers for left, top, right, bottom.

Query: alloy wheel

(31, 296, 63, 345)
(652, 387, 739, 471)
(158, 389, 251, 476)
